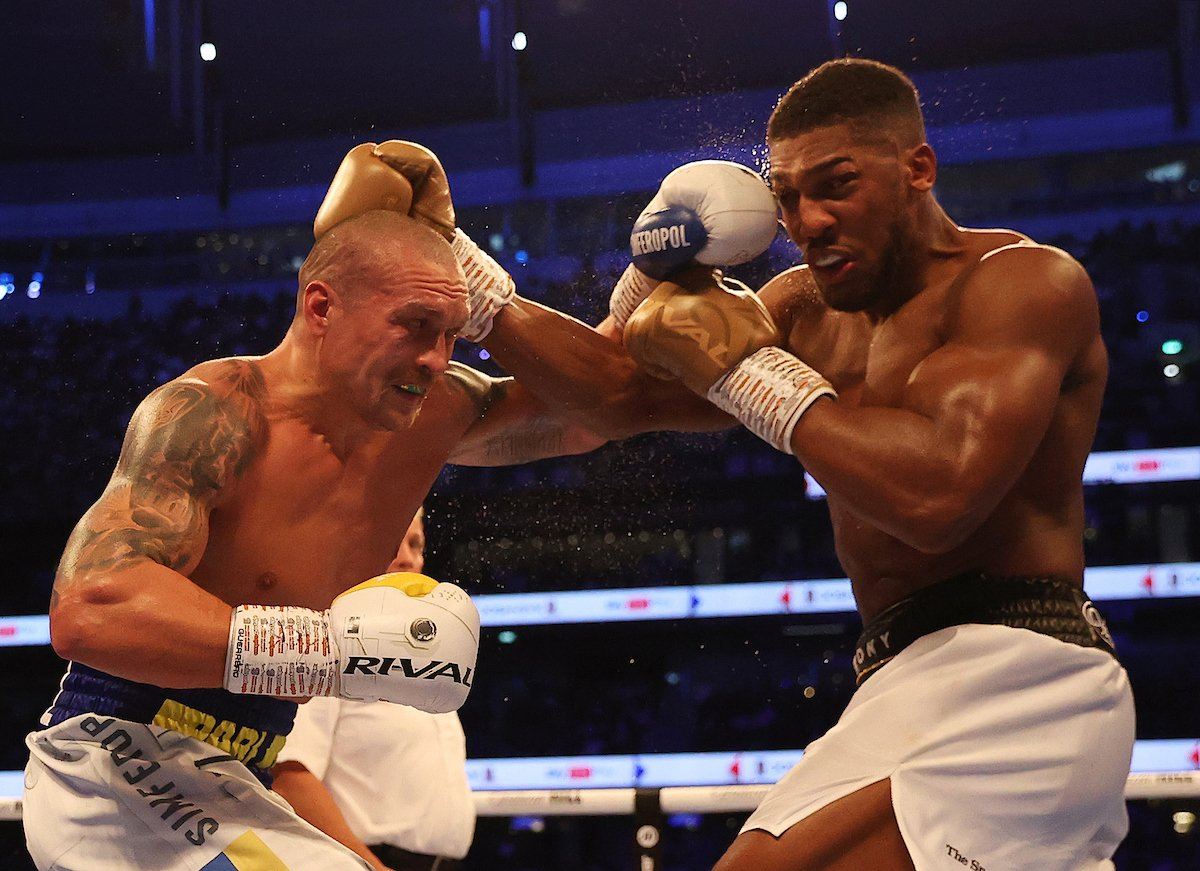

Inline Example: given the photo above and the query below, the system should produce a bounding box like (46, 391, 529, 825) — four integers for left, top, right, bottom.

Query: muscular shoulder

(177, 357, 269, 405)
(955, 242, 1099, 349)
(757, 265, 827, 336)
(122, 357, 268, 495)
(969, 242, 1094, 310)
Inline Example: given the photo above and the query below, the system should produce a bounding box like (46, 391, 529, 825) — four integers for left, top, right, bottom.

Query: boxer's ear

(302, 280, 333, 336)
(905, 143, 937, 193)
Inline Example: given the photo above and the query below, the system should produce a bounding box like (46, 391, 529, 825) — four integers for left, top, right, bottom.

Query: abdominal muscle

(831, 493, 1085, 623)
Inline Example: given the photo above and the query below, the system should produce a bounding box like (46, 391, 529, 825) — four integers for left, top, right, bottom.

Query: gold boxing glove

(314, 140, 456, 241)
(623, 266, 781, 395)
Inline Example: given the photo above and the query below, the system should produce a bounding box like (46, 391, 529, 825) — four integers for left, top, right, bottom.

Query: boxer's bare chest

(786, 277, 953, 411)
(782, 259, 983, 600)
(191, 414, 454, 610)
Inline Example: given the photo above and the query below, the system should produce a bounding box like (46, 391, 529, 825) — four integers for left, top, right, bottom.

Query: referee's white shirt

(275, 697, 475, 859)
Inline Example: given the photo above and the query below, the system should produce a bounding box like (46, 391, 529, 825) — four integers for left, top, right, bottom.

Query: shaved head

(769, 58, 925, 152)
(297, 211, 461, 311)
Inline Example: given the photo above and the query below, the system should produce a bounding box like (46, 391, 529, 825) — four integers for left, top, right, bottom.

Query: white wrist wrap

(609, 263, 657, 331)
(707, 346, 836, 454)
(225, 605, 337, 698)
(451, 229, 516, 342)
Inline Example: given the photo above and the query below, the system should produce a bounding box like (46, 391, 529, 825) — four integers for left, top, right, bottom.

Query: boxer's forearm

(50, 560, 232, 687)
(486, 296, 729, 437)
(485, 296, 645, 436)
(790, 401, 999, 554)
(271, 763, 389, 871)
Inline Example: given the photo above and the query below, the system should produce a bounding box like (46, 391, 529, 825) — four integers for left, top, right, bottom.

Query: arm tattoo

(52, 360, 266, 607)
(445, 362, 581, 465)
(483, 420, 568, 464)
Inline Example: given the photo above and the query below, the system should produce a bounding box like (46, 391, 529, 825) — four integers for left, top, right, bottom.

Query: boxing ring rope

(0, 772, 1194, 870)
(0, 763, 1193, 822)
(471, 772, 1200, 818)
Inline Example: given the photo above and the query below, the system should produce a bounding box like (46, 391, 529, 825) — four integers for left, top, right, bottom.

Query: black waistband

(43, 662, 296, 786)
(853, 573, 1117, 686)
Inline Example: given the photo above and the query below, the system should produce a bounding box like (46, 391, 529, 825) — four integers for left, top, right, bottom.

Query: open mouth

(392, 384, 427, 397)
(807, 250, 856, 282)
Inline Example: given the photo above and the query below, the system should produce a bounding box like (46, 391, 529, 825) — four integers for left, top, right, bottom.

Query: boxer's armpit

(52, 362, 266, 606)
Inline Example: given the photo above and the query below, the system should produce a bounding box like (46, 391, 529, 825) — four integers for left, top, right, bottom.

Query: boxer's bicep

(904, 246, 1095, 510)
(53, 369, 263, 609)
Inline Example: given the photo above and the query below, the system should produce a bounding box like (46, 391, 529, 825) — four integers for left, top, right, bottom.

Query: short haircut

(296, 211, 455, 311)
(768, 58, 925, 146)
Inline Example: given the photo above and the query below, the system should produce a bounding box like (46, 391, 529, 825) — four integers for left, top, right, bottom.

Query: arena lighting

(199, 42, 217, 62)
(477, 4, 492, 58)
(1164, 364, 1181, 379)
(143, 0, 157, 67)
(488, 233, 505, 252)
(511, 31, 527, 51)
(1137, 310, 1150, 323)
(1144, 160, 1188, 184)
(515, 249, 530, 265)
(1162, 339, 1184, 355)
(833, 1, 848, 21)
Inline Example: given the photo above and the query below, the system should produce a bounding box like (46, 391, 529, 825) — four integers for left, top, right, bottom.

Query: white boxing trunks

(24, 714, 372, 870)
(742, 623, 1134, 871)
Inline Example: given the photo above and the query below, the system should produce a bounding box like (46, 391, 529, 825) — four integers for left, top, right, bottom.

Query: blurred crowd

(2, 218, 1197, 593)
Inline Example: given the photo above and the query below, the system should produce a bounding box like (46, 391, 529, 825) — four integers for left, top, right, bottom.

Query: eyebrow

(773, 155, 854, 185)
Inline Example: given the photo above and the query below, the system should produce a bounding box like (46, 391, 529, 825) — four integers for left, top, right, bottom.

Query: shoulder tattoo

(52, 360, 267, 605)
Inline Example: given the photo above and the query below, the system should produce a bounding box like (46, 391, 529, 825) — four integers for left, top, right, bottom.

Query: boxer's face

(769, 123, 921, 314)
(320, 254, 468, 430)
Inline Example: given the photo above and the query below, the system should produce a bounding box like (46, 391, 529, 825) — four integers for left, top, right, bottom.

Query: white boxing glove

(631, 160, 778, 275)
(612, 160, 779, 331)
(224, 573, 480, 714)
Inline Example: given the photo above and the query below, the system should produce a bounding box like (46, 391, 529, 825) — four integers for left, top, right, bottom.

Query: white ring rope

(0, 772, 1192, 822)
(469, 772, 1200, 817)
